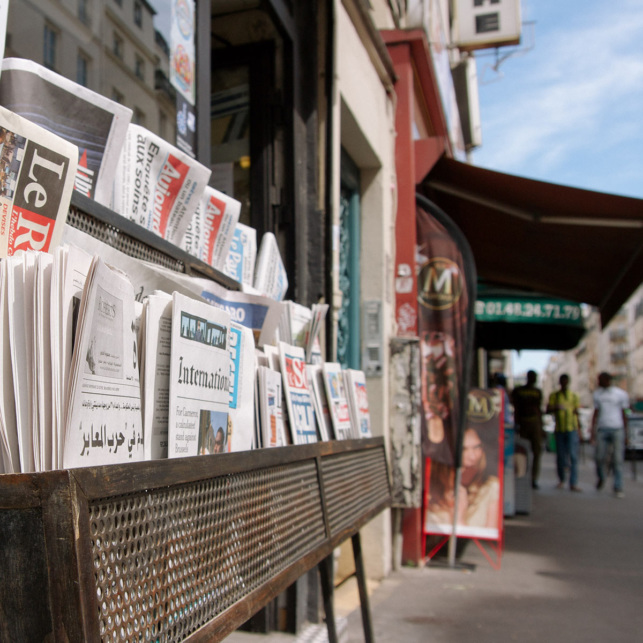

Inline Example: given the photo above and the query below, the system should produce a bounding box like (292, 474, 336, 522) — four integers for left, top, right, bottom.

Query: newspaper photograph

(0, 58, 131, 206)
(279, 342, 318, 445)
(0, 105, 78, 258)
(63, 257, 144, 468)
(168, 292, 231, 458)
(112, 124, 210, 245)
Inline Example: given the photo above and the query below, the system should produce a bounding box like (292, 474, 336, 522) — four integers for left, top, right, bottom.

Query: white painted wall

(331, 0, 398, 580)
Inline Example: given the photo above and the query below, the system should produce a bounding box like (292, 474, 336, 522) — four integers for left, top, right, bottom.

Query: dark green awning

(474, 288, 586, 350)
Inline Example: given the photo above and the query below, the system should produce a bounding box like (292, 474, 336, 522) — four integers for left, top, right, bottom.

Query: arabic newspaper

(343, 369, 372, 438)
(0, 58, 131, 206)
(168, 292, 231, 458)
(0, 105, 78, 258)
(254, 232, 288, 302)
(63, 257, 144, 468)
(182, 186, 240, 270)
(279, 342, 317, 445)
(112, 124, 210, 246)
(322, 362, 353, 440)
(227, 321, 255, 452)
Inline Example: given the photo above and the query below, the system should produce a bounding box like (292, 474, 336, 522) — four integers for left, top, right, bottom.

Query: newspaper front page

(168, 292, 231, 458)
(182, 186, 240, 270)
(279, 342, 318, 445)
(113, 124, 210, 245)
(0, 58, 131, 206)
(322, 362, 353, 440)
(63, 257, 144, 468)
(0, 105, 77, 258)
(344, 369, 372, 438)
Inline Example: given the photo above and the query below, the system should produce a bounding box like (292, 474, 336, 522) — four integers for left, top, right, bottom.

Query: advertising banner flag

(424, 388, 504, 542)
(415, 194, 476, 467)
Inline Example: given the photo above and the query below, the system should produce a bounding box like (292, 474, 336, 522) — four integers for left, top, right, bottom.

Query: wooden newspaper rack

(0, 196, 391, 642)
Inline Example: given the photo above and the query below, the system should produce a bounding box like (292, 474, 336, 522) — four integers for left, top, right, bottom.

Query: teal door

(338, 150, 361, 369)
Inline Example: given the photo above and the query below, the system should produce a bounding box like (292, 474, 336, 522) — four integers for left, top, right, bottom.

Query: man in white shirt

(591, 372, 630, 497)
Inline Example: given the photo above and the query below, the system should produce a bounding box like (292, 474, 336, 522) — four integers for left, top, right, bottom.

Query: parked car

(626, 413, 643, 459)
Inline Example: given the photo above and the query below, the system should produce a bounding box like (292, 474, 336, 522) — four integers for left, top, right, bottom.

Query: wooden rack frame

(0, 437, 391, 642)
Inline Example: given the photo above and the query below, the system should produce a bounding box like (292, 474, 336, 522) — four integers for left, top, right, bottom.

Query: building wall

(331, 0, 398, 580)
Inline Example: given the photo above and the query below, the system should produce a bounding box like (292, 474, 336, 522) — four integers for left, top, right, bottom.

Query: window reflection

(211, 65, 251, 222)
(6, 0, 180, 147)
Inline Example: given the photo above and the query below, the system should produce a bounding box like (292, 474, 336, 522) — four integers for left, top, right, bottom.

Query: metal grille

(322, 448, 390, 537)
(88, 462, 325, 642)
(68, 207, 186, 273)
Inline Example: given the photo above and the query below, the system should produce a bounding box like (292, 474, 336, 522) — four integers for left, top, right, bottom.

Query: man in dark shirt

(512, 370, 544, 489)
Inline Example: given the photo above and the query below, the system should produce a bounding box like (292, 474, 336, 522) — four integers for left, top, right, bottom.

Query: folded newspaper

(0, 58, 131, 206)
(254, 232, 288, 301)
(182, 186, 240, 270)
(0, 105, 78, 257)
(112, 124, 210, 246)
(63, 256, 145, 468)
(222, 223, 257, 288)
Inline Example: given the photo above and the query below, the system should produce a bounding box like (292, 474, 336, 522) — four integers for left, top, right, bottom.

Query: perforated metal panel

(88, 462, 325, 642)
(322, 448, 390, 537)
(68, 207, 186, 272)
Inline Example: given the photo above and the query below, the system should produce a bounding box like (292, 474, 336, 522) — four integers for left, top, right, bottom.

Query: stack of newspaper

(63, 256, 145, 468)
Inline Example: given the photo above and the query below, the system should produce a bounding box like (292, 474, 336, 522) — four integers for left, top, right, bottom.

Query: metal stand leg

(319, 554, 338, 643)
(352, 533, 374, 643)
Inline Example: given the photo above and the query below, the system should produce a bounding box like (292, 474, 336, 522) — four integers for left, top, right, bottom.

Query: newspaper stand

(0, 195, 391, 642)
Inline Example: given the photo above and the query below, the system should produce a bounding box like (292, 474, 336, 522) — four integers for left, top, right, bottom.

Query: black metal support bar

(352, 532, 375, 642)
(319, 554, 338, 643)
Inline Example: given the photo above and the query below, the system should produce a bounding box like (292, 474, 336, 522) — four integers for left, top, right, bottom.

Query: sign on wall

(453, 0, 522, 51)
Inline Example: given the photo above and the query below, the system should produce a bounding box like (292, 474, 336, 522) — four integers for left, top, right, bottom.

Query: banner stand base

(425, 558, 476, 572)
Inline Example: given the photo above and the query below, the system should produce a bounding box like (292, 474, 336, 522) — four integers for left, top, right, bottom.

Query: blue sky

(471, 0, 643, 200)
(470, 0, 643, 374)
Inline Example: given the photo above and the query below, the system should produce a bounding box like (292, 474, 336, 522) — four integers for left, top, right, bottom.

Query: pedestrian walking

(591, 372, 630, 497)
(512, 370, 543, 489)
(546, 374, 581, 491)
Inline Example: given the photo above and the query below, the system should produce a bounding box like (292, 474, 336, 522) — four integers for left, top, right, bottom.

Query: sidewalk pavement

(230, 446, 643, 643)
